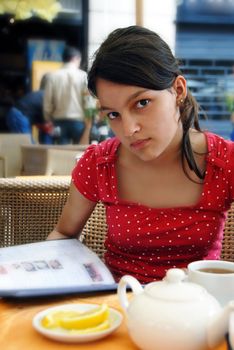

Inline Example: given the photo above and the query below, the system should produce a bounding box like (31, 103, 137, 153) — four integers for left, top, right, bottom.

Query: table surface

(0, 292, 227, 350)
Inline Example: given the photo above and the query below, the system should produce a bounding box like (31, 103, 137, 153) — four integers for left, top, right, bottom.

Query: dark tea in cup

(197, 268, 234, 274)
(188, 260, 234, 306)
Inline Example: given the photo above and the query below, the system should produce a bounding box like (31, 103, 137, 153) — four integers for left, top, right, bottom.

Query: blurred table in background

(0, 133, 32, 177)
(21, 144, 88, 176)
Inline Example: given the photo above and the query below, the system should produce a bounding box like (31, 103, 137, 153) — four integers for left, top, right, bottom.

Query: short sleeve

(72, 145, 99, 202)
(229, 141, 234, 201)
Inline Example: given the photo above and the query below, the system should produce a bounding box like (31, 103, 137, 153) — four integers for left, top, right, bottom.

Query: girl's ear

(173, 75, 187, 103)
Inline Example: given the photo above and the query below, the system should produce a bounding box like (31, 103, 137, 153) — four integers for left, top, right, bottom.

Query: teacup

(187, 260, 234, 306)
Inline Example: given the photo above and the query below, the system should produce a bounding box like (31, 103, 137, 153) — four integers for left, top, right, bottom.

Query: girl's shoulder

(205, 132, 234, 157)
(190, 129, 233, 155)
(72, 137, 120, 202)
(191, 130, 233, 172)
(90, 137, 120, 158)
(74, 137, 120, 169)
(203, 133, 234, 180)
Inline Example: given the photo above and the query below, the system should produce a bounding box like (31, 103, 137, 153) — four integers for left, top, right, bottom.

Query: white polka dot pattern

(72, 133, 234, 283)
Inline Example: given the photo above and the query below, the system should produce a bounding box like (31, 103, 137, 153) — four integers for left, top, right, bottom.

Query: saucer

(32, 303, 123, 343)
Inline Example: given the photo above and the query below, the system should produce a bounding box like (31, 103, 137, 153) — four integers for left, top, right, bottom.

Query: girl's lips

(130, 138, 151, 150)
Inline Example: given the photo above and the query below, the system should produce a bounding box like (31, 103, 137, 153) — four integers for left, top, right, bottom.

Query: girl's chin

(133, 148, 166, 162)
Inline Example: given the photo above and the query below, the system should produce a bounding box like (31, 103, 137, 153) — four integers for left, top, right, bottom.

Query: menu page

(0, 239, 116, 297)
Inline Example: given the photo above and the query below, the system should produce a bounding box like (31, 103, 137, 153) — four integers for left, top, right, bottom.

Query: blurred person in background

(5, 74, 52, 144)
(0, 83, 14, 132)
(43, 46, 93, 144)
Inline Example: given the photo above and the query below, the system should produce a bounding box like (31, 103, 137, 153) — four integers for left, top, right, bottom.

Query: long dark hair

(88, 25, 204, 180)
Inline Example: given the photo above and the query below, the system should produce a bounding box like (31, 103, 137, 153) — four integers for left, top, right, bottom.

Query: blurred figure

(43, 46, 91, 144)
(231, 112, 234, 141)
(0, 83, 15, 132)
(5, 75, 52, 144)
(224, 65, 234, 141)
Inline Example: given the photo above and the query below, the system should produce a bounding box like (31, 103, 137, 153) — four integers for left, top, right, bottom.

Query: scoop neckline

(111, 132, 213, 211)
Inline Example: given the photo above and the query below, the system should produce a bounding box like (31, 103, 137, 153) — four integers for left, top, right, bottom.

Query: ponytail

(180, 90, 205, 180)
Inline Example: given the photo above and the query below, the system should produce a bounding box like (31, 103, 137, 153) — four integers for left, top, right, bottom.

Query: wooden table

(0, 292, 227, 350)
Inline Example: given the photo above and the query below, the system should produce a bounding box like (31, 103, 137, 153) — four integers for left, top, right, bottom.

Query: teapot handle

(117, 275, 143, 311)
(229, 309, 234, 350)
(207, 301, 234, 349)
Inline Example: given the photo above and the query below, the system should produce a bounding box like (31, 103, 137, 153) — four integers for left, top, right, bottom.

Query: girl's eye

(107, 111, 119, 120)
(136, 99, 150, 108)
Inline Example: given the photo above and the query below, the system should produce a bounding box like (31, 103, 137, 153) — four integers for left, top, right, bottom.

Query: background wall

(88, 0, 136, 66)
(143, 0, 176, 53)
(87, 0, 176, 66)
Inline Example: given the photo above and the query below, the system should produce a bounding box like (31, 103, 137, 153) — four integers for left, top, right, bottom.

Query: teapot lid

(145, 268, 210, 302)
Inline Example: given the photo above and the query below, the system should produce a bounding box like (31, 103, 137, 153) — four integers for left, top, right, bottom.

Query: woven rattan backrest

(0, 177, 70, 247)
(0, 177, 232, 262)
(81, 202, 107, 260)
(221, 203, 234, 261)
(0, 177, 107, 260)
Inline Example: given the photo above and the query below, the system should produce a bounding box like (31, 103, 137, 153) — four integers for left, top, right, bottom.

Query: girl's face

(96, 77, 186, 162)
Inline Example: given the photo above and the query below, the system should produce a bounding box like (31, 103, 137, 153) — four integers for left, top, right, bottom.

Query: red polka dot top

(72, 133, 234, 283)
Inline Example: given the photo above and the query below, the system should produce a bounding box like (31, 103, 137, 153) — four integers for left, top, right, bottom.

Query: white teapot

(118, 268, 234, 350)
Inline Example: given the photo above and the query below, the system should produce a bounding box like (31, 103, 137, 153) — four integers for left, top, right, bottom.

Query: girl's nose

(122, 114, 140, 137)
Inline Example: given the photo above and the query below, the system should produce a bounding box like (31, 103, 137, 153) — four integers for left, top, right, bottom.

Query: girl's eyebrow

(99, 106, 111, 112)
(99, 88, 149, 112)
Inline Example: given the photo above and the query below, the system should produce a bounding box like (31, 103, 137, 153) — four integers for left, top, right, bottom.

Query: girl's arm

(47, 181, 97, 240)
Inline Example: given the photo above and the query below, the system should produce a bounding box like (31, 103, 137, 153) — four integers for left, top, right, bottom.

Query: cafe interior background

(0, 4, 233, 350)
(0, 0, 234, 176)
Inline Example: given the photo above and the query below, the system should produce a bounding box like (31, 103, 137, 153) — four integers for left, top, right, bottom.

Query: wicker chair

(221, 203, 234, 261)
(0, 176, 107, 260)
(0, 176, 233, 262)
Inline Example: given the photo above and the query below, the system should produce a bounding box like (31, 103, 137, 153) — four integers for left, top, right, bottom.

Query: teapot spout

(207, 301, 234, 349)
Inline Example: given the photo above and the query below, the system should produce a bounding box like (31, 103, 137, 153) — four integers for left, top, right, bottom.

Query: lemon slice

(60, 304, 110, 330)
(69, 319, 111, 334)
(41, 310, 80, 329)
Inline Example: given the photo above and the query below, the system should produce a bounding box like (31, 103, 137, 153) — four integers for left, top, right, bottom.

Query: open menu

(0, 239, 117, 298)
